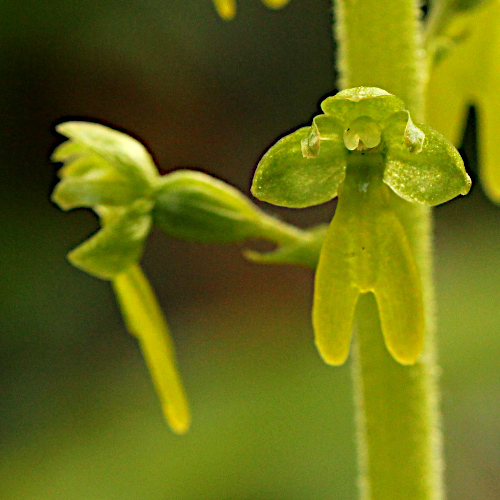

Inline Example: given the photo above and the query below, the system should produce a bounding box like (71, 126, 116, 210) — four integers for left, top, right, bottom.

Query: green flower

(51, 121, 158, 279)
(252, 87, 471, 365)
(52, 122, 190, 433)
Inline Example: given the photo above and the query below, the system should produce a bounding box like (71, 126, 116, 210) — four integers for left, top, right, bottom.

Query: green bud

(153, 170, 266, 243)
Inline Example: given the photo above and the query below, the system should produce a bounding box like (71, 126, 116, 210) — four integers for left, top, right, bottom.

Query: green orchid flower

(51, 122, 190, 433)
(51, 121, 158, 279)
(212, 0, 290, 21)
(426, 0, 500, 202)
(252, 87, 471, 365)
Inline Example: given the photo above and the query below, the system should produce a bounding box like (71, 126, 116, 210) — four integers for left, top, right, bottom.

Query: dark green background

(0, 1, 498, 498)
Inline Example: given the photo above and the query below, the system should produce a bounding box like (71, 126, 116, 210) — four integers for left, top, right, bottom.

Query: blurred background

(0, 1, 498, 498)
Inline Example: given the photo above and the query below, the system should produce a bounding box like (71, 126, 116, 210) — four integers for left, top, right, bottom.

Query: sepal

(252, 126, 346, 208)
(383, 117, 471, 205)
(54, 122, 158, 193)
(68, 201, 153, 280)
(321, 87, 406, 125)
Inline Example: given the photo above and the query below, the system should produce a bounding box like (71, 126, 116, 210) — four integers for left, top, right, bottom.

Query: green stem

(255, 211, 310, 247)
(246, 212, 327, 269)
(334, 0, 425, 119)
(333, 0, 444, 498)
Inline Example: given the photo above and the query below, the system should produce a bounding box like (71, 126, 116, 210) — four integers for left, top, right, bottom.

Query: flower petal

(313, 160, 425, 366)
(313, 216, 361, 365)
(372, 200, 425, 364)
(52, 158, 140, 210)
(55, 122, 158, 191)
(252, 125, 347, 208)
(384, 118, 471, 205)
(68, 200, 153, 279)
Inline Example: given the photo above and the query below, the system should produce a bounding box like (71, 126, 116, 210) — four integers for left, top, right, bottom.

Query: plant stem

(256, 211, 310, 247)
(333, 0, 444, 498)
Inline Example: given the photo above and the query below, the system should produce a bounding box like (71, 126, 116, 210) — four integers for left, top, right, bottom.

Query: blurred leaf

(212, 0, 290, 20)
(212, 0, 236, 20)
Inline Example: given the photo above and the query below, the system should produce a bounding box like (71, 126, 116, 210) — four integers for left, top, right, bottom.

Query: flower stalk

(333, 0, 445, 498)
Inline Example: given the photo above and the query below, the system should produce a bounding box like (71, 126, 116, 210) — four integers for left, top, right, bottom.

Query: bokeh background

(0, 1, 498, 498)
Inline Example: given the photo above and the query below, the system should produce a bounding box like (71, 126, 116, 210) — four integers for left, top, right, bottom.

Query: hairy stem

(333, 0, 444, 498)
